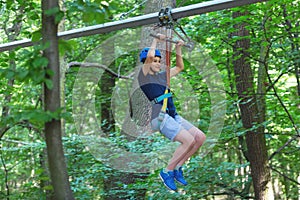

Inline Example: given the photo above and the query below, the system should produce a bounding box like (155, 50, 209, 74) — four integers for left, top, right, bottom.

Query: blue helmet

(139, 47, 161, 63)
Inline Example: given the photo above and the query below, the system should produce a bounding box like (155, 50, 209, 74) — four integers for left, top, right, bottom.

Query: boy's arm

(142, 34, 166, 75)
(145, 33, 166, 64)
(170, 40, 184, 77)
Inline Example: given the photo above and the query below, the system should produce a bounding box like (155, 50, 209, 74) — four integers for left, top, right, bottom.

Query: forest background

(0, 0, 299, 199)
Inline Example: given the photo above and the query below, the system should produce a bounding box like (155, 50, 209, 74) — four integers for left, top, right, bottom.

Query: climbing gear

(158, 6, 174, 29)
(152, 6, 195, 51)
(150, 33, 193, 49)
(161, 27, 172, 113)
(159, 169, 177, 191)
(151, 92, 172, 104)
(173, 20, 195, 51)
(139, 47, 161, 63)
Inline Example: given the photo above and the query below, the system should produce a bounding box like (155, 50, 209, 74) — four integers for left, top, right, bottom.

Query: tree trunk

(42, 0, 74, 199)
(232, 10, 271, 200)
(101, 41, 116, 132)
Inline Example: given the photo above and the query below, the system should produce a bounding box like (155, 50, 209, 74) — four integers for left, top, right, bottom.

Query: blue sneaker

(159, 169, 177, 191)
(174, 167, 188, 186)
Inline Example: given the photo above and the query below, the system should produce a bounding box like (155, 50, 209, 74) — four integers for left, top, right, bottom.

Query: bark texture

(42, 0, 74, 199)
(232, 10, 271, 200)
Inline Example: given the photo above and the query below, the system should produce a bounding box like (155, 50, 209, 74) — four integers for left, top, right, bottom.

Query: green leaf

(43, 185, 53, 191)
(31, 30, 42, 42)
(82, 12, 94, 22)
(46, 69, 54, 77)
(58, 39, 78, 56)
(44, 78, 53, 89)
(44, 7, 64, 24)
(32, 57, 48, 68)
(95, 12, 105, 23)
(55, 10, 65, 24)
(16, 69, 29, 80)
(6, 69, 15, 79)
(44, 7, 60, 16)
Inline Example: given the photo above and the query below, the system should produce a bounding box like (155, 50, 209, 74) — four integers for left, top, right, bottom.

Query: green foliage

(64, 0, 116, 26)
(0, 133, 47, 199)
(44, 6, 64, 24)
(0, 0, 299, 199)
(0, 0, 41, 42)
(63, 135, 106, 199)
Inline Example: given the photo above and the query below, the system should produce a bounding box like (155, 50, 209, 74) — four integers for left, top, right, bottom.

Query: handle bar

(150, 33, 194, 50)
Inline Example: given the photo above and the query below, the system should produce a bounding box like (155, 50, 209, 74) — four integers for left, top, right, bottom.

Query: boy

(138, 33, 206, 191)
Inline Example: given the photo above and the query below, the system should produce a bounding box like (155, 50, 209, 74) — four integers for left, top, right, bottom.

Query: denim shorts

(151, 113, 194, 141)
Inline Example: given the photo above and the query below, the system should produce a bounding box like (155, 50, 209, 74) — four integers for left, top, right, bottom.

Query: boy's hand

(156, 33, 166, 41)
(176, 40, 185, 47)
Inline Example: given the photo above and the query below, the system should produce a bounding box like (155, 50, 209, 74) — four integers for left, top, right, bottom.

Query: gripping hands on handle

(155, 33, 166, 42)
(150, 33, 193, 50)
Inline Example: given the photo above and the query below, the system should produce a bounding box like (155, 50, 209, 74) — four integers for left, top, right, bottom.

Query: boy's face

(150, 56, 161, 73)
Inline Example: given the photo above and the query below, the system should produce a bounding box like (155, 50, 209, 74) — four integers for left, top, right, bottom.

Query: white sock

(163, 168, 172, 173)
(175, 165, 181, 170)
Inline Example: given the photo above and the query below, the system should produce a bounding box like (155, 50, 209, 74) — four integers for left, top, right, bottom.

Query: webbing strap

(162, 28, 172, 113)
(152, 92, 172, 104)
(161, 89, 169, 112)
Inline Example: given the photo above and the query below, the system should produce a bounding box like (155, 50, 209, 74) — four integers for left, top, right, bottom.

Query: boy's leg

(171, 117, 206, 186)
(157, 114, 200, 190)
(172, 115, 206, 166)
(166, 129, 196, 170)
(170, 127, 205, 186)
(155, 114, 196, 170)
(176, 127, 206, 167)
(159, 129, 195, 191)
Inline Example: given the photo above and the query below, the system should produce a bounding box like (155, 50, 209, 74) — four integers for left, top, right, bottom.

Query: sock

(163, 168, 173, 173)
(175, 165, 181, 170)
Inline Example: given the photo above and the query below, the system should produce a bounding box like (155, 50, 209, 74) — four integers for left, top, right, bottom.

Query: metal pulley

(158, 6, 173, 28)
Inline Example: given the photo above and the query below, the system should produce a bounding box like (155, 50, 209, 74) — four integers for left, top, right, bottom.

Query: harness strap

(161, 26, 172, 114)
(151, 92, 172, 104)
(157, 89, 169, 129)
(161, 89, 169, 112)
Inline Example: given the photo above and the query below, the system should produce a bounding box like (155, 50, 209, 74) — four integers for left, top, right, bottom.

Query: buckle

(158, 112, 165, 121)
(152, 98, 159, 104)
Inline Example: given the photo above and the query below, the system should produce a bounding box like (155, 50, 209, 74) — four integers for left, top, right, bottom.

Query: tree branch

(0, 120, 41, 141)
(0, 149, 10, 198)
(269, 165, 300, 185)
(67, 62, 134, 79)
(265, 60, 300, 159)
(268, 134, 299, 160)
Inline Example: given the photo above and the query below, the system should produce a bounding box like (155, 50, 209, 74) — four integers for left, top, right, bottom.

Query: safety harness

(155, 7, 195, 51)
(131, 6, 193, 127)
(150, 6, 194, 116)
(151, 92, 172, 105)
(154, 8, 174, 124)
(149, 7, 194, 125)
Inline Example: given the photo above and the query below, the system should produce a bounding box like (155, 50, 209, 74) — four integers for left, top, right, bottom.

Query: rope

(161, 28, 172, 113)
(166, 29, 171, 88)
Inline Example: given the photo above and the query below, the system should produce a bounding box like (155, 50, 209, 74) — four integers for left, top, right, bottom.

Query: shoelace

(167, 171, 175, 179)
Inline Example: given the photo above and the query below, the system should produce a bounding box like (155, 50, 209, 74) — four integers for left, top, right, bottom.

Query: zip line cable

(0, 0, 267, 52)
(119, 0, 149, 20)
